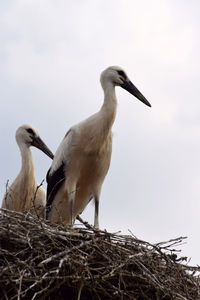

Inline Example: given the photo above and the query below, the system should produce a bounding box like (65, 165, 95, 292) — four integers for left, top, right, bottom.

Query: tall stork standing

(2, 125, 54, 217)
(46, 66, 151, 228)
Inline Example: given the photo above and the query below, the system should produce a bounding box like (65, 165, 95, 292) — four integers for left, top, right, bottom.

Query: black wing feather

(46, 161, 65, 218)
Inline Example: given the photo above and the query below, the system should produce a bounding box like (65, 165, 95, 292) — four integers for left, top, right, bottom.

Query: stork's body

(46, 66, 151, 227)
(2, 125, 54, 217)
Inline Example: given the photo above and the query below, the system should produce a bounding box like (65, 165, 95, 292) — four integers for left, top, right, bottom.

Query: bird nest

(0, 208, 199, 300)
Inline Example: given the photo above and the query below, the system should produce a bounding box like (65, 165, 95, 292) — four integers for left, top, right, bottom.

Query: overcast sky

(0, 0, 200, 265)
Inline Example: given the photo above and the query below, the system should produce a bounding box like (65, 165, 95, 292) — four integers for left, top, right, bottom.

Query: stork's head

(16, 125, 54, 159)
(100, 66, 151, 107)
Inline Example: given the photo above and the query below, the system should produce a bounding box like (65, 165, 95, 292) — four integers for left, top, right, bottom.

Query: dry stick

(155, 236, 187, 248)
(76, 215, 95, 231)
(1, 287, 9, 300)
(77, 281, 84, 300)
(3, 179, 10, 209)
(17, 270, 25, 300)
(77, 215, 121, 237)
(31, 179, 45, 220)
(39, 239, 99, 266)
(32, 278, 66, 300)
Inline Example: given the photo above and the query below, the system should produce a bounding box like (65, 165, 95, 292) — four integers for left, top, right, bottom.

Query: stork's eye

(26, 128, 35, 135)
(117, 70, 127, 80)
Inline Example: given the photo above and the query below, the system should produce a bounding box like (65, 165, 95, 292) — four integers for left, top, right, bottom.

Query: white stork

(46, 66, 151, 228)
(2, 124, 54, 217)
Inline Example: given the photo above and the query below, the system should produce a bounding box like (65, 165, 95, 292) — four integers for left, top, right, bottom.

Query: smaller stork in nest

(2, 125, 54, 217)
(46, 66, 151, 228)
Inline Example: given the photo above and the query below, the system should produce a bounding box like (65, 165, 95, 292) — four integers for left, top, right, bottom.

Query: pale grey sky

(0, 0, 200, 265)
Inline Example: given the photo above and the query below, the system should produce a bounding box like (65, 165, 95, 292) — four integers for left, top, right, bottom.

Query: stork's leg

(69, 196, 74, 226)
(67, 185, 76, 226)
(94, 196, 99, 229)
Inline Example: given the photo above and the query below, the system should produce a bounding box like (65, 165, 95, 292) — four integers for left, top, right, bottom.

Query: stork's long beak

(121, 80, 151, 107)
(32, 136, 54, 159)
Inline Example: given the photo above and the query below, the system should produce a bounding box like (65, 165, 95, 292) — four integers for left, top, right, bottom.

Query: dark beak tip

(141, 98, 151, 108)
(45, 150, 54, 160)
(32, 137, 54, 160)
(147, 102, 152, 108)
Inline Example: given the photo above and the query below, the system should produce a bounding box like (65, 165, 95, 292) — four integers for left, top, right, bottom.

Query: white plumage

(2, 125, 54, 217)
(46, 66, 151, 228)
